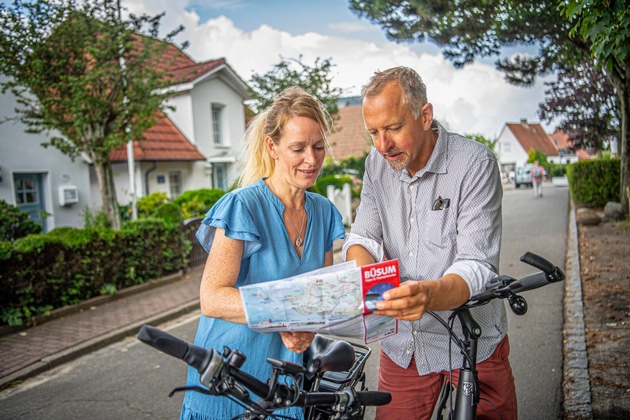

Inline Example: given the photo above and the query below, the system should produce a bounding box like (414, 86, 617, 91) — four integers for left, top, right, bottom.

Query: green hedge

(568, 159, 621, 207)
(0, 218, 190, 327)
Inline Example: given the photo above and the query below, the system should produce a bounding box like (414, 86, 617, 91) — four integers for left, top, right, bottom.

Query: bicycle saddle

(304, 334, 355, 375)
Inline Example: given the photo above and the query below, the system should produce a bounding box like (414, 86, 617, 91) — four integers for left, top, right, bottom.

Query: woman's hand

(279, 331, 315, 353)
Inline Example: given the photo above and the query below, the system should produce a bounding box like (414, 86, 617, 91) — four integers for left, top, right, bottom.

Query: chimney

(520, 118, 528, 125)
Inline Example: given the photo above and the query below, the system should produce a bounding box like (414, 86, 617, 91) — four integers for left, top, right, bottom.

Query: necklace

(267, 178, 307, 247)
(288, 208, 306, 247)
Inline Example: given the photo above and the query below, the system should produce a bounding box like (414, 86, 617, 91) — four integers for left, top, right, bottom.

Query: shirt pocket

(424, 208, 455, 248)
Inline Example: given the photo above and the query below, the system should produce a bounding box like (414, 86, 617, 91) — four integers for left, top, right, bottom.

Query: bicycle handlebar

(137, 325, 391, 414)
(467, 252, 565, 310)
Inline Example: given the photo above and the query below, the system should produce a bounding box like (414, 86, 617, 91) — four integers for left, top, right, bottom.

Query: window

(502, 142, 511, 153)
(212, 104, 223, 145)
(214, 164, 228, 191)
(169, 170, 182, 199)
(15, 176, 39, 205)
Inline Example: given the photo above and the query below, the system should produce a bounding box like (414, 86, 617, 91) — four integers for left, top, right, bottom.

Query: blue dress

(181, 179, 345, 420)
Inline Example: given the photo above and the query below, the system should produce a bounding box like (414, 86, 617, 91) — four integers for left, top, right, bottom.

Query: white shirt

(343, 122, 507, 374)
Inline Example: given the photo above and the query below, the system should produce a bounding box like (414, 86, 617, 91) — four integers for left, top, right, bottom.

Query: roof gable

(506, 121, 558, 156)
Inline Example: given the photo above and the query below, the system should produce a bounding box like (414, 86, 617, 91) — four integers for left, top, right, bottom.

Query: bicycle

(137, 325, 391, 419)
(432, 251, 565, 419)
(137, 251, 563, 419)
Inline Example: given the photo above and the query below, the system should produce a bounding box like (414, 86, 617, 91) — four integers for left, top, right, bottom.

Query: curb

(562, 200, 593, 419)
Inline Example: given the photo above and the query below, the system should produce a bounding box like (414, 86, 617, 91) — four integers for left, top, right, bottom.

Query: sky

(124, 0, 554, 138)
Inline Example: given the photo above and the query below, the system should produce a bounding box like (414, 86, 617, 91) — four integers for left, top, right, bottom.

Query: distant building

(496, 119, 559, 172)
(0, 41, 249, 232)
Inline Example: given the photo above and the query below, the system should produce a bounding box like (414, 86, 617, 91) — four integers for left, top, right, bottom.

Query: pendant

(295, 237, 303, 247)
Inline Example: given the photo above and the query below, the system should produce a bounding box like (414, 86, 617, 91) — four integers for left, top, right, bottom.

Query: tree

(248, 55, 343, 118)
(0, 0, 185, 229)
(538, 61, 619, 155)
(465, 133, 497, 156)
(562, 0, 629, 213)
(349, 0, 630, 215)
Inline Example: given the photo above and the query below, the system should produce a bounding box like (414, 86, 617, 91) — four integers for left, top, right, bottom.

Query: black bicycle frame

(451, 307, 482, 420)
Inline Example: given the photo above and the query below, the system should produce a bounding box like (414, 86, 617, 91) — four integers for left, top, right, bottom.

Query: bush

(137, 192, 169, 217)
(153, 202, 184, 225)
(0, 219, 188, 327)
(568, 159, 621, 207)
(0, 200, 42, 242)
(316, 175, 361, 199)
(174, 189, 226, 219)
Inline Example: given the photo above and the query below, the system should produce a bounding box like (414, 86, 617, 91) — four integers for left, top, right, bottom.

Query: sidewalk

(0, 266, 204, 389)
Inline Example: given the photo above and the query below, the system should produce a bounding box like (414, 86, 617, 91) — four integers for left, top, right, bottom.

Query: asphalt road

(0, 182, 569, 420)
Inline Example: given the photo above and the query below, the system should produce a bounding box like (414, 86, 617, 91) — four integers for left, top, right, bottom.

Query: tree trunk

(618, 63, 629, 217)
(93, 158, 122, 230)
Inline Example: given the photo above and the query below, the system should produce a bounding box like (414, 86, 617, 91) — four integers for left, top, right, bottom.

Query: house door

(14, 173, 47, 232)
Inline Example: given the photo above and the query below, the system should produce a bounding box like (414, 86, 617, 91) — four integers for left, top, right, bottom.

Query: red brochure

(361, 259, 400, 315)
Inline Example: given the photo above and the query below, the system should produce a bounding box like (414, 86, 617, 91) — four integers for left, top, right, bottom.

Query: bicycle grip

(520, 252, 555, 274)
(357, 390, 392, 406)
(508, 272, 551, 294)
(137, 324, 210, 372)
(302, 390, 391, 407)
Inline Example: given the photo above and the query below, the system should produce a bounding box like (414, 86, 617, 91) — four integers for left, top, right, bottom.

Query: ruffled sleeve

(327, 202, 345, 251)
(195, 193, 262, 259)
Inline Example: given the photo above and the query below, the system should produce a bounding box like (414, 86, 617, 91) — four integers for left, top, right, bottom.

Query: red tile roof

(577, 149, 595, 160)
(110, 40, 230, 163)
(110, 112, 205, 162)
(506, 121, 559, 156)
(550, 129, 572, 150)
(328, 105, 373, 161)
(137, 37, 227, 85)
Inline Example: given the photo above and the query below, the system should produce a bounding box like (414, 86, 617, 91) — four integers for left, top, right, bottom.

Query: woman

(181, 86, 345, 419)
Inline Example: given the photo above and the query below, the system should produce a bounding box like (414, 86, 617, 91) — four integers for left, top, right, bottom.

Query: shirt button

(406, 349, 411, 354)
(409, 185, 414, 190)
(413, 331, 418, 336)
(410, 217, 414, 223)
(409, 251, 414, 257)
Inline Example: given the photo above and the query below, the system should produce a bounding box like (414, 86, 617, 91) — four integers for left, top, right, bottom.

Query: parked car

(514, 164, 535, 188)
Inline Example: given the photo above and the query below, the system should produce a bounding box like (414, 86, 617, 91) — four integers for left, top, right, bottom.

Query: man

(530, 160, 546, 198)
(343, 67, 517, 419)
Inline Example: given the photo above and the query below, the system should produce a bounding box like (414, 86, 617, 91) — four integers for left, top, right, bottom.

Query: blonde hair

(238, 86, 332, 187)
(361, 66, 427, 120)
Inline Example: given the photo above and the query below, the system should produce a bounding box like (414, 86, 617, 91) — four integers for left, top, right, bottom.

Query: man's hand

(279, 331, 315, 353)
(373, 275, 470, 321)
(373, 280, 431, 321)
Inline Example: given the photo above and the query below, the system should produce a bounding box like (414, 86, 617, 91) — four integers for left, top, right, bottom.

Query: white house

(0, 44, 249, 232)
(496, 119, 560, 172)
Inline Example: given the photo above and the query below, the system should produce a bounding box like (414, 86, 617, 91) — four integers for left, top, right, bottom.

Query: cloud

(328, 22, 376, 32)
(125, 0, 551, 138)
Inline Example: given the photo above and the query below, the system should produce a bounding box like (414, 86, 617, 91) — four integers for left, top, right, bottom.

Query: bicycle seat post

(452, 308, 481, 420)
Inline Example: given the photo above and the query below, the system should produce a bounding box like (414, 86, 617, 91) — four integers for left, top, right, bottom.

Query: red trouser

(375, 336, 517, 419)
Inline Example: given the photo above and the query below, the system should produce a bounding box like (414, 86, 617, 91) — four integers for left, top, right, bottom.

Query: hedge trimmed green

(0, 219, 189, 327)
(568, 159, 621, 207)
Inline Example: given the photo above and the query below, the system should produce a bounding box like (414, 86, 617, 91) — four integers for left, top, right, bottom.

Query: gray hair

(361, 66, 427, 119)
